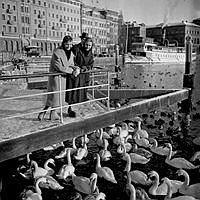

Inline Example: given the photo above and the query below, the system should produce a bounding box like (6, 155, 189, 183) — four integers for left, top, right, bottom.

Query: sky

(83, 0, 200, 25)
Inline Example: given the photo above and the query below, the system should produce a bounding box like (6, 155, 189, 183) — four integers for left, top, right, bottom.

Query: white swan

(120, 122, 130, 138)
(177, 169, 200, 199)
(99, 138, 112, 161)
(55, 137, 77, 159)
(133, 116, 149, 138)
(165, 143, 199, 169)
(57, 148, 75, 180)
(190, 151, 200, 162)
(148, 171, 183, 195)
(19, 177, 47, 200)
(162, 177, 198, 200)
(43, 158, 55, 176)
(126, 172, 136, 200)
(124, 153, 151, 186)
(31, 160, 49, 179)
(74, 140, 88, 160)
(72, 173, 98, 195)
(117, 135, 132, 153)
(95, 153, 117, 184)
(97, 129, 105, 148)
(132, 144, 152, 158)
(134, 133, 152, 148)
(84, 192, 106, 200)
(150, 138, 177, 156)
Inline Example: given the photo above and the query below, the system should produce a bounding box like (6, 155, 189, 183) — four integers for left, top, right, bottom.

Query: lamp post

(125, 22, 129, 54)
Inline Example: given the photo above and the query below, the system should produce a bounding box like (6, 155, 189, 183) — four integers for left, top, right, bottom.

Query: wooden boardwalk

(0, 85, 189, 163)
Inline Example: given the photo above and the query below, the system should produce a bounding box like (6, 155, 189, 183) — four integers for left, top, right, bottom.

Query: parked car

(25, 46, 41, 57)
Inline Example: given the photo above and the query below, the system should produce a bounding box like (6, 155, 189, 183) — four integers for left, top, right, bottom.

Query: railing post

(107, 71, 110, 111)
(92, 72, 95, 99)
(58, 75, 63, 123)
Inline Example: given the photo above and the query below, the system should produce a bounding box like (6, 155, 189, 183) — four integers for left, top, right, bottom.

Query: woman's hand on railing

(73, 67, 80, 77)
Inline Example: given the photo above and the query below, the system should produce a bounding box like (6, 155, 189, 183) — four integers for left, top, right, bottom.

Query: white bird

(95, 153, 117, 184)
(150, 138, 177, 156)
(19, 177, 47, 200)
(133, 116, 149, 138)
(165, 143, 199, 169)
(55, 137, 77, 159)
(134, 133, 152, 148)
(31, 160, 49, 179)
(190, 151, 200, 162)
(177, 169, 200, 199)
(72, 173, 98, 195)
(97, 129, 105, 148)
(124, 153, 151, 186)
(43, 158, 55, 176)
(74, 139, 88, 160)
(126, 172, 137, 200)
(99, 138, 112, 161)
(162, 177, 198, 200)
(148, 170, 183, 195)
(57, 148, 75, 180)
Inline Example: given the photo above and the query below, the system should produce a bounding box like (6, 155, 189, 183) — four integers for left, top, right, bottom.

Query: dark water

(1, 61, 200, 200)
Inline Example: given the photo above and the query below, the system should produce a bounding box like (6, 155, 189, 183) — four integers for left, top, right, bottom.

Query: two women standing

(38, 34, 94, 121)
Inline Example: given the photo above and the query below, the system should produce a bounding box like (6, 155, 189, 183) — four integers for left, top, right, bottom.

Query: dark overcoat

(65, 47, 94, 104)
(45, 46, 75, 108)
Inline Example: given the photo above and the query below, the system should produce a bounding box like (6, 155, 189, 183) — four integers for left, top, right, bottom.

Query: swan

(108, 126, 118, 136)
(126, 172, 136, 200)
(134, 133, 152, 148)
(84, 134, 90, 144)
(74, 140, 88, 160)
(162, 177, 198, 200)
(95, 129, 111, 139)
(31, 160, 49, 179)
(148, 171, 183, 195)
(84, 192, 106, 200)
(43, 142, 64, 151)
(190, 151, 200, 162)
(117, 135, 132, 153)
(72, 173, 98, 195)
(113, 133, 125, 145)
(165, 143, 199, 169)
(57, 148, 75, 180)
(132, 144, 152, 159)
(177, 169, 200, 199)
(99, 138, 112, 161)
(120, 122, 130, 138)
(43, 158, 55, 176)
(122, 143, 150, 164)
(124, 153, 151, 186)
(150, 138, 177, 156)
(95, 153, 117, 184)
(133, 116, 149, 138)
(97, 129, 105, 148)
(19, 177, 47, 200)
(55, 137, 77, 159)
(127, 122, 135, 133)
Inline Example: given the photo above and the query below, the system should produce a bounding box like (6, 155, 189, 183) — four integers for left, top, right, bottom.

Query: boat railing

(0, 70, 112, 123)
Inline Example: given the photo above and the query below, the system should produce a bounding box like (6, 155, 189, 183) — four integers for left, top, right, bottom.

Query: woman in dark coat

(65, 37, 94, 107)
(38, 35, 79, 121)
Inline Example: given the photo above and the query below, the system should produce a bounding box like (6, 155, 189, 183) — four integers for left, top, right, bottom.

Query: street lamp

(125, 22, 129, 54)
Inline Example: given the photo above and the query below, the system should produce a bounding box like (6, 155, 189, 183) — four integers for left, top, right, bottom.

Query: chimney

(162, 28, 166, 46)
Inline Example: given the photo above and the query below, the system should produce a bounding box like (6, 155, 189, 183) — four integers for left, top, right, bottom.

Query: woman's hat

(80, 32, 89, 39)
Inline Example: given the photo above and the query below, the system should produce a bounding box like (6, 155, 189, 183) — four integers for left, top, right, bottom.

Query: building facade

(0, 0, 81, 56)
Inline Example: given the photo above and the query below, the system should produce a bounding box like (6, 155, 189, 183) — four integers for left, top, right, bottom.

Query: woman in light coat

(38, 35, 79, 120)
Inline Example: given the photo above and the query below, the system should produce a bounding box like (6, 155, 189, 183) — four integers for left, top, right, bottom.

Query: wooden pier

(0, 87, 189, 163)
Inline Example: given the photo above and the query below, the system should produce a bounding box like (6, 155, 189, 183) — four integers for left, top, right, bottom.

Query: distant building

(146, 21, 200, 53)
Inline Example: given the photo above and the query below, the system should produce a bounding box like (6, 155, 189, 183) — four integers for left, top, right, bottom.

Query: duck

(72, 173, 98, 195)
(99, 138, 112, 161)
(74, 139, 88, 160)
(43, 158, 55, 176)
(162, 177, 198, 200)
(95, 153, 117, 184)
(177, 169, 200, 199)
(57, 148, 75, 180)
(134, 133, 152, 148)
(148, 170, 183, 195)
(126, 172, 136, 200)
(19, 177, 47, 200)
(165, 143, 199, 169)
(133, 116, 149, 138)
(124, 153, 151, 186)
(150, 138, 177, 156)
(55, 137, 77, 159)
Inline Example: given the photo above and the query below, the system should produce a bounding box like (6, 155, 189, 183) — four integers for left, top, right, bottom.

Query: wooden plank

(0, 89, 189, 163)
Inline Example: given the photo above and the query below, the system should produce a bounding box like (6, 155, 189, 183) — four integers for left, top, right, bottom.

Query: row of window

(2, 25, 17, 33)
(21, 6, 29, 13)
(2, 14, 17, 22)
(2, 3, 16, 10)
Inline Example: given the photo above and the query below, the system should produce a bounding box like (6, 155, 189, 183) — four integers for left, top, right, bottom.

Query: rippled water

(1, 60, 200, 200)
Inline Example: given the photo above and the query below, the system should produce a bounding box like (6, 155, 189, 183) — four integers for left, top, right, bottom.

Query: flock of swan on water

(16, 116, 200, 200)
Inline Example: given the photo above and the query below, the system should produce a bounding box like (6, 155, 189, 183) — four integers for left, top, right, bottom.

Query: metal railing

(0, 70, 112, 123)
